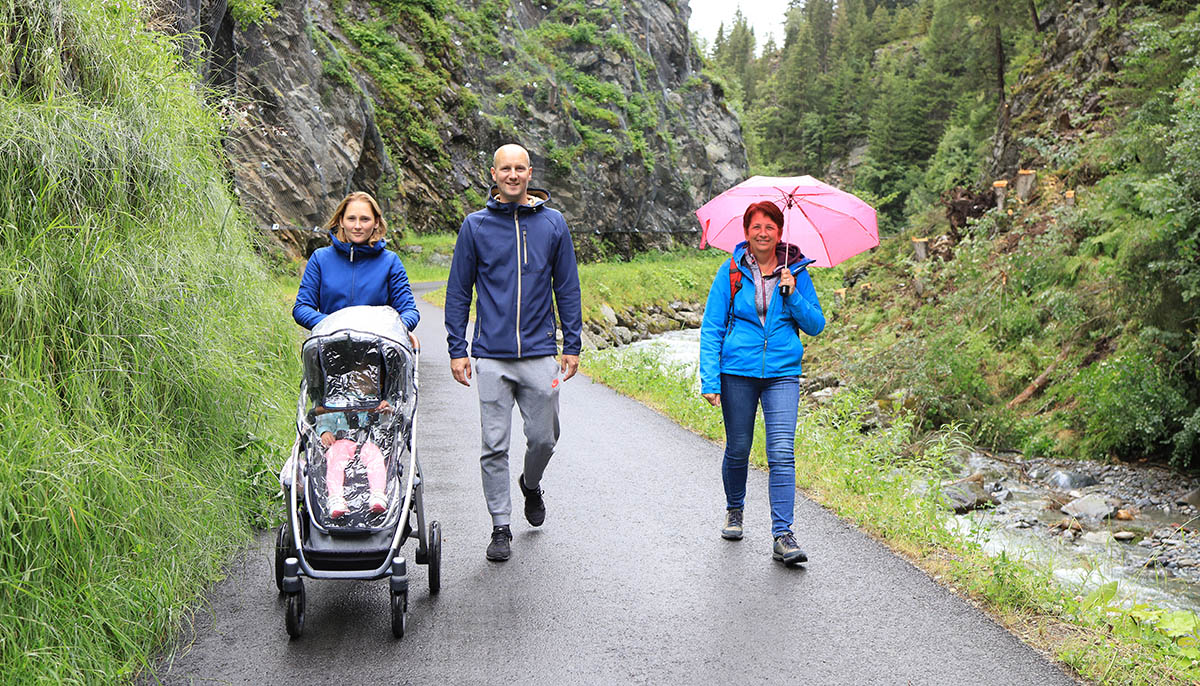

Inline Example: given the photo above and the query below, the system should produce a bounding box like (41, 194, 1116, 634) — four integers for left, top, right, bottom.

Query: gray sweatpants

(475, 356, 561, 527)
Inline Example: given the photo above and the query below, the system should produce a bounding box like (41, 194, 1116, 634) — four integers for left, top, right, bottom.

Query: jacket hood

(732, 241, 814, 271)
(329, 230, 386, 257)
(486, 186, 550, 214)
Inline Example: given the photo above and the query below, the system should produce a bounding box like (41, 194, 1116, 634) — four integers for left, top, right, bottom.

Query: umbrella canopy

(695, 175, 879, 268)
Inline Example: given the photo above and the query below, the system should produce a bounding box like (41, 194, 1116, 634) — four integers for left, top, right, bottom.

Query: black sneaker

(721, 508, 744, 540)
(486, 525, 512, 561)
(772, 532, 808, 564)
(518, 474, 546, 527)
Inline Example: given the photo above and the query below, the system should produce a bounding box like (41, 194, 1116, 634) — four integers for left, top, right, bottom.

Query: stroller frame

(275, 318, 441, 640)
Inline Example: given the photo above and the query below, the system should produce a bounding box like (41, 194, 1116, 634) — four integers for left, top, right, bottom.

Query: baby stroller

(274, 305, 441, 639)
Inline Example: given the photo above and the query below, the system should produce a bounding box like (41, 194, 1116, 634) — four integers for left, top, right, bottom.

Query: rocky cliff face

(989, 0, 1138, 179)
(156, 0, 747, 259)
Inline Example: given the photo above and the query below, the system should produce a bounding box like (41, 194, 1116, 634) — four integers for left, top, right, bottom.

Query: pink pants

(325, 439, 386, 498)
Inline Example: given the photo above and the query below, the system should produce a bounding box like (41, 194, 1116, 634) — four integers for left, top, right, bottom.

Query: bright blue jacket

(699, 241, 825, 394)
(292, 232, 420, 331)
(444, 189, 582, 359)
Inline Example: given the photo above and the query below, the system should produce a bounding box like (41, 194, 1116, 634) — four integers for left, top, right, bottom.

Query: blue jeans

(720, 374, 800, 537)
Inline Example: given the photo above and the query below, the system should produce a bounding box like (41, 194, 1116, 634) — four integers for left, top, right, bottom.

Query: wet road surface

(145, 284, 1079, 685)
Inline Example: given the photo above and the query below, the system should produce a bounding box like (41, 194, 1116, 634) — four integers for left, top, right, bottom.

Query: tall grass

(0, 0, 298, 680)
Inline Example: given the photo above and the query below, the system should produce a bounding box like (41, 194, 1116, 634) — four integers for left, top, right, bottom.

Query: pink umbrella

(695, 175, 879, 268)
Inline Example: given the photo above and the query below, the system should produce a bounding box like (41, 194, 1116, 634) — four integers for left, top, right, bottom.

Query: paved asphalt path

(146, 283, 1079, 685)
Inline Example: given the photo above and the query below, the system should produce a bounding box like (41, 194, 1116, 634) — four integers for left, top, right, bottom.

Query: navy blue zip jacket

(444, 188, 582, 359)
(699, 241, 824, 394)
(292, 232, 420, 331)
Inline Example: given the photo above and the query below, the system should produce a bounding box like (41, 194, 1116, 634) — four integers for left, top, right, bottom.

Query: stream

(603, 329, 1200, 614)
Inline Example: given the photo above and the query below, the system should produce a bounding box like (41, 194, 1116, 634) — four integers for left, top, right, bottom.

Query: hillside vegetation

(705, 0, 1200, 469)
(0, 0, 298, 680)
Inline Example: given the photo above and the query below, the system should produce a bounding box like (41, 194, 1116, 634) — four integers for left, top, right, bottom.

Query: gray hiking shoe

(486, 525, 512, 561)
(772, 532, 807, 564)
(721, 508, 744, 540)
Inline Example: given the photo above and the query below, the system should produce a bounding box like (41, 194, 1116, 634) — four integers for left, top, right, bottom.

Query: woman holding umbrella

(699, 200, 825, 565)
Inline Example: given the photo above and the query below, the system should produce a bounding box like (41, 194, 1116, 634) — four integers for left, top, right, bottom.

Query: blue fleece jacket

(293, 232, 420, 331)
(444, 188, 582, 359)
(699, 241, 825, 394)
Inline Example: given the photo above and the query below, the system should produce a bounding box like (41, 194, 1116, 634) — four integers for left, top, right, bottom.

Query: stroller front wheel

(428, 520, 442, 595)
(285, 584, 305, 639)
(390, 590, 407, 638)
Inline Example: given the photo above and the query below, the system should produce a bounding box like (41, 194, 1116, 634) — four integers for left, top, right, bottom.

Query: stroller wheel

(428, 520, 442, 596)
(274, 523, 294, 593)
(390, 590, 407, 639)
(285, 584, 305, 639)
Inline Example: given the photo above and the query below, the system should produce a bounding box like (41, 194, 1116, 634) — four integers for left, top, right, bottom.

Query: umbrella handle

(780, 284, 792, 296)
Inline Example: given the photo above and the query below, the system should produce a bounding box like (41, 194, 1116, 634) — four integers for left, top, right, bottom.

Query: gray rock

(1045, 470, 1099, 490)
(1183, 487, 1200, 508)
(1061, 494, 1116, 521)
(942, 478, 999, 514)
(600, 304, 618, 327)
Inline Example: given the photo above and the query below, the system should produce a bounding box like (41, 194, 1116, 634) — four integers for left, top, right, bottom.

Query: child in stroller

(313, 396, 390, 518)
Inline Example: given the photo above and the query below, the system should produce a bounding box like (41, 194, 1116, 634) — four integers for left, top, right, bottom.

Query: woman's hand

(702, 393, 721, 407)
(779, 267, 795, 295)
(320, 431, 335, 448)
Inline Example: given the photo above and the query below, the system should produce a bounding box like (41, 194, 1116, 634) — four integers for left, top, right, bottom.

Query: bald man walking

(444, 144, 582, 561)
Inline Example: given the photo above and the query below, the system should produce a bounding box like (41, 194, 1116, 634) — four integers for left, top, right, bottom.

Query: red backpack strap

(725, 255, 741, 330)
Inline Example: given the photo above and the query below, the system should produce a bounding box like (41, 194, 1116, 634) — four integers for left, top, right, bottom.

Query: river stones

(1113, 531, 1137, 542)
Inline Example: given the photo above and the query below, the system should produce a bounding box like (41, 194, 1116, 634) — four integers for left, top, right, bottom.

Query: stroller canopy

(302, 306, 414, 410)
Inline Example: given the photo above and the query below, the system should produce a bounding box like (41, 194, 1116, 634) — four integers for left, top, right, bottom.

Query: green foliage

(229, 0, 279, 30)
(0, 0, 298, 680)
(1063, 347, 1187, 460)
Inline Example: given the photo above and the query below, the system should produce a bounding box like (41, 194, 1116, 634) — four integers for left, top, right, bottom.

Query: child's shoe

(369, 492, 387, 513)
(328, 495, 348, 519)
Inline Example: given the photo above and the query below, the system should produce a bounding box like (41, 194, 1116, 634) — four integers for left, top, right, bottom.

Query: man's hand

(320, 431, 335, 448)
(560, 354, 580, 382)
(450, 357, 472, 387)
(702, 393, 721, 407)
(375, 400, 392, 414)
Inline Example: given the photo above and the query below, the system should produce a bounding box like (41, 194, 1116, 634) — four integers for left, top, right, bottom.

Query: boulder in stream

(1061, 493, 1117, 522)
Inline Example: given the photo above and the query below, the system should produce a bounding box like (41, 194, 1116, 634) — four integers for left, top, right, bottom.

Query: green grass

(0, 0, 299, 680)
(581, 348, 1200, 685)
(392, 231, 456, 283)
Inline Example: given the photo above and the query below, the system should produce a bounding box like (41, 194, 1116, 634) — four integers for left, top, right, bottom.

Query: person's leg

(325, 440, 354, 497)
(476, 358, 517, 527)
(719, 374, 762, 512)
(760, 376, 800, 537)
(325, 439, 355, 517)
(512, 356, 561, 490)
(361, 441, 387, 508)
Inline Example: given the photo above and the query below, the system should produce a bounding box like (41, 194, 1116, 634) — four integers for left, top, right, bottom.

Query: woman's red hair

(742, 201, 784, 232)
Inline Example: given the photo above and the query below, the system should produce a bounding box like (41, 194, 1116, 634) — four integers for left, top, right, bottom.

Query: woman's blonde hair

(324, 191, 388, 244)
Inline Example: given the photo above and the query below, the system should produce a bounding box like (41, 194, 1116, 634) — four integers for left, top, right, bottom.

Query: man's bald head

(491, 144, 533, 204)
(493, 144, 530, 168)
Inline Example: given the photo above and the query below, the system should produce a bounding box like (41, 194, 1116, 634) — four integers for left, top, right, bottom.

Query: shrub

(1065, 346, 1187, 459)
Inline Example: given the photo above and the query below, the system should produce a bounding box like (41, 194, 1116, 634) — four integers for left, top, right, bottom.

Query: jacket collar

(486, 186, 551, 214)
(733, 241, 814, 272)
(329, 231, 386, 258)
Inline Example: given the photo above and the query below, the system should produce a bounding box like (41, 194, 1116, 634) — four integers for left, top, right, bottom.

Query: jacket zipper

(514, 210, 522, 357)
